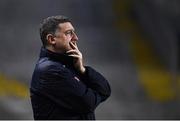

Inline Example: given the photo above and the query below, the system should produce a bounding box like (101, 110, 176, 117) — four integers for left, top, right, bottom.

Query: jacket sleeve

(80, 66, 111, 102)
(37, 64, 111, 113)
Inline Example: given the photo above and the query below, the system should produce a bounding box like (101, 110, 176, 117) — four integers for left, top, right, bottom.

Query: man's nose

(72, 32, 78, 41)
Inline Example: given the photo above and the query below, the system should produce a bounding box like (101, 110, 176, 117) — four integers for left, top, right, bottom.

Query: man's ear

(46, 34, 56, 45)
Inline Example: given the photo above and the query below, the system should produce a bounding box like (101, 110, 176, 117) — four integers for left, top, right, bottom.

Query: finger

(66, 49, 78, 53)
(68, 54, 80, 59)
(70, 42, 78, 50)
(75, 43, 79, 51)
(69, 42, 76, 50)
(66, 49, 79, 53)
(66, 50, 79, 55)
(74, 42, 78, 49)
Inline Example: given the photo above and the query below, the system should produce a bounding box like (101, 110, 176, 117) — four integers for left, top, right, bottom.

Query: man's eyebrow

(65, 29, 75, 32)
(56, 27, 75, 31)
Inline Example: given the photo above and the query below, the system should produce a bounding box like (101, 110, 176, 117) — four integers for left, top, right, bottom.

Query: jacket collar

(39, 46, 74, 66)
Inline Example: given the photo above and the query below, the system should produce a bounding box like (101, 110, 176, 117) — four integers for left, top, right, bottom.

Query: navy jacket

(30, 47, 111, 120)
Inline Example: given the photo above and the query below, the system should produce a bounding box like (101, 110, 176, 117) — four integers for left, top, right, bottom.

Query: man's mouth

(69, 42, 76, 47)
(71, 41, 76, 45)
(69, 42, 74, 49)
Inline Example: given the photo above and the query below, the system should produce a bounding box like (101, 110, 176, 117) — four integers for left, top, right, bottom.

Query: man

(30, 15, 111, 120)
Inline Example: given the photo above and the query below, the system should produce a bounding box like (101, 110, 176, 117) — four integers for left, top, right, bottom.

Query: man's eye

(65, 31, 73, 35)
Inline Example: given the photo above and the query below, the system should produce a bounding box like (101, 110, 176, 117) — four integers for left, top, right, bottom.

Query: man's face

(53, 22, 78, 53)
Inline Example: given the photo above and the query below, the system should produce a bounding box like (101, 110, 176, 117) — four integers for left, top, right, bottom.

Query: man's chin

(63, 47, 71, 53)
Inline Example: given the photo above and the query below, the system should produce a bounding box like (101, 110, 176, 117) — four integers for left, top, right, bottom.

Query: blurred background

(0, 0, 179, 119)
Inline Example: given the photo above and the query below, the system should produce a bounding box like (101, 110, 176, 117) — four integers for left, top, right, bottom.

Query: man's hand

(66, 42, 86, 74)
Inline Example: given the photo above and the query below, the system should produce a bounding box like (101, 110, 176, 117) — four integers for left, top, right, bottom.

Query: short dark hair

(39, 15, 71, 46)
